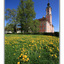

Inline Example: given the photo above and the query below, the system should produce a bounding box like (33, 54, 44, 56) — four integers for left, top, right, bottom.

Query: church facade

(38, 2, 54, 33)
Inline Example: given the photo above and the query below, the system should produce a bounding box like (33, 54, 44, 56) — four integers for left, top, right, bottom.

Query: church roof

(38, 17, 47, 21)
(37, 17, 54, 27)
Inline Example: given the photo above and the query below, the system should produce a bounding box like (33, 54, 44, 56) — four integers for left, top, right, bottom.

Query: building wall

(17, 30, 21, 33)
(46, 14, 52, 25)
(46, 21, 51, 32)
(46, 7, 52, 15)
(52, 27, 54, 33)
(39, 21, 46, 32)
(46, 21, 54, 33)
(5, 31, 12, 34)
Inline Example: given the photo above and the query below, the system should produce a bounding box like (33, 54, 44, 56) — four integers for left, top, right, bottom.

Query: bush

(6, 32, 59, 37)
(54, 32, 59, 37)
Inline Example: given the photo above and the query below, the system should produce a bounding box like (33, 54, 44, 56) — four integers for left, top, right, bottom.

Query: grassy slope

(5, 34, 59, 64)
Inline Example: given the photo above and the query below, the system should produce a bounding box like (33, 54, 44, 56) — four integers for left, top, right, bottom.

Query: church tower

(46, 2, 52, 25)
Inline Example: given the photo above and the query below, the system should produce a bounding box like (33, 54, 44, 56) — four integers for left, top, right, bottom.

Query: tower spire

(47, 0, 50, 6)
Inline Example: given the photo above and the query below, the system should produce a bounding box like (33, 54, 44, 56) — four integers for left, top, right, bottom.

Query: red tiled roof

(37, 17, 47, 21)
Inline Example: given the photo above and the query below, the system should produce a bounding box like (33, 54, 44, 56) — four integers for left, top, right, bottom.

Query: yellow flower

(51, 54, 53, 56)
(22, 57, 24, 60)
(49, 49, 52, 52)
(53, 48, 54, 50)
(14, 53, 15, 55)
(35, 44, 36, 46)
(29, 44, 31, 46)
(26, 58, 29, 61)
(39, 56, 40, 58)
(32, 40, 34, 43)
(21, 54, 23, 56)
(25, 53, 27, 54)
(57, 47, 59, 51)
(19, 55, 21, 57)
(54, 54, 57, 58)
(23, 55, 27, 58)
(50, 42, 53, 44)
(17, 62, 20, 64)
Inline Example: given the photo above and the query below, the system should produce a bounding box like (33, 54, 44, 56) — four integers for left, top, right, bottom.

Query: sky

(5, 0, 59, 32)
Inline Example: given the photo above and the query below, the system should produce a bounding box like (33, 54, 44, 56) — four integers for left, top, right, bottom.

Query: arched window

(44, 27, 45, 29)
(41, 23, 42, 26)
(44, 24, 45, 25)
(47, 10, 49, 15)
(41, 27, 42, 30)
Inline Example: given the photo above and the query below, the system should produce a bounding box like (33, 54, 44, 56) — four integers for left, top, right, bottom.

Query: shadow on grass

(6, 32, 59, 37)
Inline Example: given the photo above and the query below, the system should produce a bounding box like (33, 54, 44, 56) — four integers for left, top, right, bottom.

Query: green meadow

(5, 34, 59, 64)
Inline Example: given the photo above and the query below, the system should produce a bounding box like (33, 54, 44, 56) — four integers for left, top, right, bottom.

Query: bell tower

(46, 0, 52, 25)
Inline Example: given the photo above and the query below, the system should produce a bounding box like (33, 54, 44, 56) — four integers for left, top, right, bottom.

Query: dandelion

(23, 55, 27, 58)
(21, 54, 23, 56)
(22, 57, 24, 60)
(32, 40, 34, 43)
(54, 54, 57, 58)
(29, 44, 31, 46)
(49, 49, 52, 52)
(25, 53, 27, 54)
(39, 56, 40, 58)
(14, 53, 15, 55)
(19, 55, 21, 57)
(17, 62, 20, 64)
(26, 58, 29, 61)
(51, 54, 53, 56)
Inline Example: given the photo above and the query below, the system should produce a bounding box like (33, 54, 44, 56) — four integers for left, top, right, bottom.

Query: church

(38, 2, 54, 33)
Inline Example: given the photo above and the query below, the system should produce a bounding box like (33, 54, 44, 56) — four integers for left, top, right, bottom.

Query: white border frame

(0, 0, 4, 64)
(0, 0, 64, 64)
(60, 0, 64, 64)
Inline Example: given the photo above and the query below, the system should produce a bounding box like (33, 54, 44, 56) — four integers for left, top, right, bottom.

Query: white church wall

(46, 21, 51, 33)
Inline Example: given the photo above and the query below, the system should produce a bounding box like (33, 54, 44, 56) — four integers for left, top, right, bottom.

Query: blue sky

(5, 0, 59, 32)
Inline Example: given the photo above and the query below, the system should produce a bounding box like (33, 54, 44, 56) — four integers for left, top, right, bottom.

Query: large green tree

(17, 0, 36, 32)
(5, 23, 14, 32)
(5, 8, 17, 32)
(29, 20, 40, 33)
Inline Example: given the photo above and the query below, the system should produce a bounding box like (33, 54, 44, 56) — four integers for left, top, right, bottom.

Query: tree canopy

(5, 0, 40, 33)
(17, 0, 36, 32)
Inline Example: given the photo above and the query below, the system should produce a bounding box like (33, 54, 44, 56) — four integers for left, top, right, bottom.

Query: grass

(5, 34, 59, 64)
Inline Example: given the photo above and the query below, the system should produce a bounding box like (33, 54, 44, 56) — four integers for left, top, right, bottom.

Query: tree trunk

(14, 24, 16, 33)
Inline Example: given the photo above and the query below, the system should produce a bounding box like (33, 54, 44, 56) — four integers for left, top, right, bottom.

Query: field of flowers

(5, 34, 59, 64)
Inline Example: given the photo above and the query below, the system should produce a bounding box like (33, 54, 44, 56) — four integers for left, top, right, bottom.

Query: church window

(47, 10, 49, 15)
(44, 27, 45, 29)
(44, 24, 45, 25)
(41, 24, 42, 26)
(41, 27, 42, 30)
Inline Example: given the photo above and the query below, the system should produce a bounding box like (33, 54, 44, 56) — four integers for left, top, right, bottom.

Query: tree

(17, 0, 36, 32)
(5, 8, 17, 32)
(29, 20, 40, 33)
(5, 23, 14, 32)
